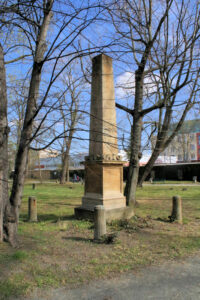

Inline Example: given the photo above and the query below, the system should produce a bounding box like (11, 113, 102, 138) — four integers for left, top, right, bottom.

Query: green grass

(0, 181, 200, 299)
(0, 278, 30, 300)
(146, 180, 198, 184)
(136, 185, 200, 199)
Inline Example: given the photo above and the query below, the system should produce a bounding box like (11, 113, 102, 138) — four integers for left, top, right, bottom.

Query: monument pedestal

(74, 206, 134, 222)
(74, 160, 134, 221)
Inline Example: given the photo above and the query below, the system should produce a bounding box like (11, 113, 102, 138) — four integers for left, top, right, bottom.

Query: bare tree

(2, 0, 55, 246)
(106, 0, 200, 205)
(0, 44, 9, 242)
(1, 0, 107, 246)
(8, 83, 27, 147)
(58, 70, 87, 184)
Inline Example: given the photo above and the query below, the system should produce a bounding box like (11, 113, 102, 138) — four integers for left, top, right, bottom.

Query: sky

(3, 0, 200, 159)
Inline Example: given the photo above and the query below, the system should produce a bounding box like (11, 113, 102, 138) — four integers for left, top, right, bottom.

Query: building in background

(28, 151, 86, 180)
(27, 118, 200, 182)
(152, 119, 200, 163)
(139, 154, 177, 166)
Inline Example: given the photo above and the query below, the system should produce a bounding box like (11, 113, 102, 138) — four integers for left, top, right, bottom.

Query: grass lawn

(0, 182, 200, 299)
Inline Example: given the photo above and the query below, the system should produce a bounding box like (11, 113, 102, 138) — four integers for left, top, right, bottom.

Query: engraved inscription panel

(85, 164, 102, 194)
(103, 166, 121, 194)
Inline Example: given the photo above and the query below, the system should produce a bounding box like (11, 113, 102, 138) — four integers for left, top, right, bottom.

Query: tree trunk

(60, 133, 73, 184)
(60, 150, 70, 184)
(138, 101, 191, 186)
(4, 123, 30, 246)
(3, 2, 53, 246)
(3, 60, 43, 246)
(66, 163, 70, 182)
(138, 147, 162, 186)
(0, 44, 9, 242)
(125, 71, 144, 206)
(38, 151, 43, 183)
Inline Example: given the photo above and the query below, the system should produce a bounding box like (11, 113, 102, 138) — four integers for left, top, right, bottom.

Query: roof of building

(171, 119, 200, 134)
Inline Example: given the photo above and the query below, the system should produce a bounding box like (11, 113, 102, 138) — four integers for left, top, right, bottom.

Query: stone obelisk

(75, 54, 133, 221)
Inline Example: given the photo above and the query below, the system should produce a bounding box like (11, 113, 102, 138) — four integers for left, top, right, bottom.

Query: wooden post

(28, 196, 37, 222)
(32, 183, 35, 190)
(170, 195, 182, 224)
(94, 205, 106, 240)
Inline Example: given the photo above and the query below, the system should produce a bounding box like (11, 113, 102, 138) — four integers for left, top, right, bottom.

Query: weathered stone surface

(28, 196, 37, 222)
(82, 161, 125, 210)
(74, 206, 134, 222)
(75, 54, 130, 221)
(94, 205, 106, 240)
(169, 195, 182, 224)
(89, 54, 118, 157)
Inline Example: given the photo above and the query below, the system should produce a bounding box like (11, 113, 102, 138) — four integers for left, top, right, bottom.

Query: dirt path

(17, 254, 200, 300)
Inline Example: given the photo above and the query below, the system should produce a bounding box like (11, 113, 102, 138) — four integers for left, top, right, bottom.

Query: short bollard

(28, 196, 37, 222)
(32, 183, 35, 190)
(169, 195, 182, 224)
(94, 205, 106, 241)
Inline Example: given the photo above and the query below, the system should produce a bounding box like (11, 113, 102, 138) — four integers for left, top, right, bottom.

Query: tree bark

(3, 1, 53, 246)
(125, 71, 144, 206)
(60, 148, 70, 184)
(3, 64, 40, 246)
(37, 150, 43, 183)
(138, 115, 169, 185)
(60, 117, 76, 184)
(0, 44, 9, 242)
(60, 132, 73, 184)
(138, 148, 161, 186)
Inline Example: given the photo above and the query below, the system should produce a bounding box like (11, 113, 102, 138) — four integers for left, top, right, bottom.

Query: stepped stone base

(82, 193, 126, 210)
(74, 160, 133, 222)
(74, 206, 134, 222)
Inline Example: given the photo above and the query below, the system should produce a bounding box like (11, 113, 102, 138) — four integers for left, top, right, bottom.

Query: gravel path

(18, 254, 200, 300)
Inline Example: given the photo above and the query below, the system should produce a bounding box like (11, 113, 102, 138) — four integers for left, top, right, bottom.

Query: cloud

(115, 71, 158, 100)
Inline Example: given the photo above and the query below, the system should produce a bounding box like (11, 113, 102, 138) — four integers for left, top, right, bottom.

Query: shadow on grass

(46, 202, 79, 207)
(19, 213, 75, 223)
(62, 236, 93, 243)
(155, 217, 171, 223)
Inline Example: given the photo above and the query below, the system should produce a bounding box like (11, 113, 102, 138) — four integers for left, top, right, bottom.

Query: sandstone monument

(75, 54, 133, 221)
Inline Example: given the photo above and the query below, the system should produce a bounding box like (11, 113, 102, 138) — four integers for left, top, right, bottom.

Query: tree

(107, 0, 200, 205)
(0, 44, 9, 242)
(58, 70, 86, 184)
(8, 81, 27, 148)
(1, 0, 107, 245)
(2, 0, 55, 246)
